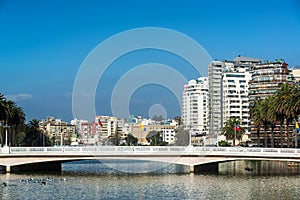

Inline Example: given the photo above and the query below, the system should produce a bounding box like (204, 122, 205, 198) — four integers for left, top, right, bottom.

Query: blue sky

(0, 0, 300, 122)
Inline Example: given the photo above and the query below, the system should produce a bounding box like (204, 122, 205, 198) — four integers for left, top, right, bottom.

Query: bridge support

(7, 162, 62, 173)
(189, 165, 194, 173)
(193, 163, 219, 174)
(6, 165, 11, 173)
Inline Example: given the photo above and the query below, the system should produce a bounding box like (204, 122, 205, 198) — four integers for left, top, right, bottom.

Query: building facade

(182, 77, 209, 136)
(248, 61, 290, 146)
(222, 67, 251, 134)
(40, 117, 76, 146)
(95, 115, 124, 145)
(208, 61, 224, 136)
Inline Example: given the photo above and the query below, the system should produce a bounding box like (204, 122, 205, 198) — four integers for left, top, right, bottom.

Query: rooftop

(233, 56, 262, 63)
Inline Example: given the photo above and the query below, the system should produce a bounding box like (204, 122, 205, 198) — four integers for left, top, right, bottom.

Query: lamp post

(234, 123, 237, 147)
(4, 123, 10, 147)
(220, 74, 223, 147)
(189, 123, 192, 147)
(0, 121, 1, 146)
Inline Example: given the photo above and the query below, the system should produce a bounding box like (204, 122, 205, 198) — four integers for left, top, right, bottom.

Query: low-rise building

(40, 117, 76, 146)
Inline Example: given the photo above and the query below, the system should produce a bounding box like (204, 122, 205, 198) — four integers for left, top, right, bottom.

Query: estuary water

(0, 160, 299, 200)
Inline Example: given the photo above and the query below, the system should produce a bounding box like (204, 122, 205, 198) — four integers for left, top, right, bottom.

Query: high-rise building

(249, 61, 289, 102)
(208, 57, 261, 139)
(222, 67, 251, 134)
(248, 61, 290, 146)
(208, 61, 224, 136)
(182, 77, 209, 136)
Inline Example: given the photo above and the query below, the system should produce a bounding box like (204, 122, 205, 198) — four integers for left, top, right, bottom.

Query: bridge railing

(3, 146, 300, 157)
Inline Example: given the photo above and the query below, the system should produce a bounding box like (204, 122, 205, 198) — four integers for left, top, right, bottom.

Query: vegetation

(250, 83, 300, 148)
(221, 117, 245, 146)
(218, 140, 231, 147)
(125, 134, 138, 146)
(146, 131, 168, 146)
(0, 93, 50, 147)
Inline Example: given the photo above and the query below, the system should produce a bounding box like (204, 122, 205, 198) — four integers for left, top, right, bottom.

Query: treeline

(250, 83, 300, 147)
(0, 93, 50, 147)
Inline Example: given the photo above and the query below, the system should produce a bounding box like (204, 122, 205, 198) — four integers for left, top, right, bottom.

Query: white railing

(1, 146, 300, 158)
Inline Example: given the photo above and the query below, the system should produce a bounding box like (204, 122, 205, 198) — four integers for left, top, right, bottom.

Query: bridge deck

(0, 146, 299, 173)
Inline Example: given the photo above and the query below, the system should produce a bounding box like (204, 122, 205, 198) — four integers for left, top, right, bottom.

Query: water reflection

(1, 170, 299, 200)
(1, 160, 299, 199)
(219, 160, 300, 176)
(62, 160, 190, 174)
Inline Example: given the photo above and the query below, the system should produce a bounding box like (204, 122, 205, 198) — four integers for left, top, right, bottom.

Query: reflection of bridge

(1, 146, 300, 173)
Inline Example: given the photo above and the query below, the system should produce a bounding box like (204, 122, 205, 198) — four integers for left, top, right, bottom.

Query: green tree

(218, 140, 230, 147)
(24, 119, 43, 146)
(10, 105, 26, 146)
(275, 83, 296, 147)
(250, 99, 263, 147)
(267, 96, 277, 147)
(221, 117, 244, 146)
(146, 130, 167, 146)
(0, 94, 26, 147)
(125, 134, 138, 146)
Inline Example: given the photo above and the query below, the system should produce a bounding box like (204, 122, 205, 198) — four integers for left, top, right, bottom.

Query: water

(1, 160, 299, 200)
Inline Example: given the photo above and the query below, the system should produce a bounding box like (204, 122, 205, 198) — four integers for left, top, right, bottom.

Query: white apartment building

(182, 77, 209, 136)
(208, 57, 260, 136)
(161, 125, 176, 145)
(95, 115, 118, 145)
(208, 61, 224, 135)
(222, 67, 251, 134)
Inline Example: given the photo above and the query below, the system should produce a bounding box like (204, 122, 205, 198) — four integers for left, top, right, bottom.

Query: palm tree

(0, 93, 6, 145)
(221, 117, 244, 146)
(267, 96, 277, 147)
(283, 84, 300, 147)
(10, 106, 25, 146)
(275, 83, 296, 147)
(260, 98, 271, 147)
(250, 99, 264, 147)
(4, 100, 17, 146)
(0, 94, 26, 146)
(25, 119, 43, 146)
(274, 84, 289, 147)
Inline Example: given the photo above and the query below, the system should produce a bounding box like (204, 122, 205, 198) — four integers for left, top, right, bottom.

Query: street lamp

(4, 123, 10, 147)
(189, 123, 192, 147)
(219, 73, 225, 147)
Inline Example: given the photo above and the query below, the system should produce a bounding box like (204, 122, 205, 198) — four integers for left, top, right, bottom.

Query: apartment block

(182, 77, 209, 136)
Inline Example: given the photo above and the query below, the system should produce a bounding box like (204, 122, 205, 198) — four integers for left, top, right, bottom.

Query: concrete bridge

(1, 146, 300, 173)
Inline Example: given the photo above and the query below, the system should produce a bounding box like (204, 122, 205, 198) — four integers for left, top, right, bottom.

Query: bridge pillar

(194, 163, 219, 174)
(189, 165, 194, 173)
(9, 162, 62, 173)
(6, 165, 11, 173)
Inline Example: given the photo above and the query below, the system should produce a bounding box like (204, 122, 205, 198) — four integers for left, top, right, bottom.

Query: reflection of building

(40, 117, 76, 146)
(182, 77, 209, 136)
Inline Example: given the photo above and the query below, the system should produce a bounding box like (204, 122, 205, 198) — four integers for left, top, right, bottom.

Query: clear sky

(0, 0, 300, 122)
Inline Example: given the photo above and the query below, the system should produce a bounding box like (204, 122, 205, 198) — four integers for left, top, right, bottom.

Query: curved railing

(1, 146, 300, 158)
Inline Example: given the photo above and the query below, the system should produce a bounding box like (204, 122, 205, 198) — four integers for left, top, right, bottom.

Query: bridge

(1, 146, 300, 173)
